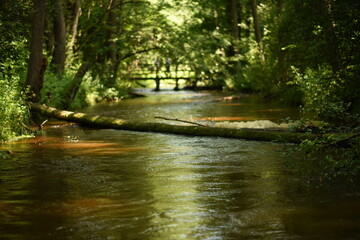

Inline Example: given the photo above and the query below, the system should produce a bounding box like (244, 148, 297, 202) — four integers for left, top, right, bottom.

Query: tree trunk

(67, 0, 82, 66)
(51, 0, 66, 75)
(106, 0, 122, 86)
(108, 0, 117, 62)
(25, 0, 47, 103)
(63, 62, 89, 109)
(230, 0, 240, 41)
(319, 0, 342, 74)
(250, 0, 265, 61)
(68, 0, 82, 54)
(228, 0, 242, 79)
(174, 64, 179, 91)
(29, 103, 325, 143)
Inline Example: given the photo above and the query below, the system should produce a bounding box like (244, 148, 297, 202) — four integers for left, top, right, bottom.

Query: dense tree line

(0, 0, 360, 142)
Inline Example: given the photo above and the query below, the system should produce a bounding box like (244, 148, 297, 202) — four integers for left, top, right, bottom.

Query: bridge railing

(128, 69, 195, 80)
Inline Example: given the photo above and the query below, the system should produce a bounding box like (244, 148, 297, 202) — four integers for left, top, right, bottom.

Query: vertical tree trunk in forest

(63, 62, 89, 109)
(108, 0, 117, 62)
(107, 0, 124, 87)
(274, 0, 286, 84)
(25, 0, 47, 103)
(250, 0, 265, 61)
(51, 0, 66, 75)
(277, 0, 283, 15)
(44, 9, 54, 60)
(174, 63, 179, 91)
(320, 0, 342, 74)
(228, 0, 242, 77)
(67, 0, 82, 64)
(230, 0, 240, 41)
(245, 3, 251, 38)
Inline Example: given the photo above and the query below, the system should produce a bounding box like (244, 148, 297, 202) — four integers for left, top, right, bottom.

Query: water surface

(1, 90, 360, 239)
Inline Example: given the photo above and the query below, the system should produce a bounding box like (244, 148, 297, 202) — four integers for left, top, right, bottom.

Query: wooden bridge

(129, 70, 196, 91)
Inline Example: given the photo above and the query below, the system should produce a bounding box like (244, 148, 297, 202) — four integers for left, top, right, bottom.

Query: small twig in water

(154, 116, 206, 127)
(40, 119, 48, 129)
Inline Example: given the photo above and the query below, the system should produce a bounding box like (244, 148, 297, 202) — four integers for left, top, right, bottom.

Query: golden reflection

(218, 103, 248, 106)
(63, 198, 123, 212)
(146, 142, 202, 239)
(179, 99, 208, 103)
(61, 197, 149, 219)
(1, 136, 145, 156)
(37, 142, 116, 149)
(38, 141, 144, 156)
(70, 146, 144, 155)
(3, 136, 59, 145)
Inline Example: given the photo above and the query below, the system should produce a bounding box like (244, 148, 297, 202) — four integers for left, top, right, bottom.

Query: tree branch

(321, 132, 360, 148)
(120, 47, 160, 61)
(155, 116, 206, 127)
(78, 0, 149, 51)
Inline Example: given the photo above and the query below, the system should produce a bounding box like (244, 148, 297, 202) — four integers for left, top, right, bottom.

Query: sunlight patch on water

(195, 117, 258, 121)
(212, 120, 292, 129)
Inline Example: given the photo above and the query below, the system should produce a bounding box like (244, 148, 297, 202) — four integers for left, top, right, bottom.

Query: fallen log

(29, 103, 322, 143)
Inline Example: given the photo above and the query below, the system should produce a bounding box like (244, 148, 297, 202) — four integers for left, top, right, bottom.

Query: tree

(250, 0, 264, 61)
(50, 0, 66, 75)
(230, 0, 240, 42)
(25, 0, 47, 103)
(67, 0, 82, 60)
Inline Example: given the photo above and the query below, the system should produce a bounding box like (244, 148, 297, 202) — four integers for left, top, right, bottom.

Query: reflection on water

(1, 90, 360, 239)
(82, 90, 300, 123)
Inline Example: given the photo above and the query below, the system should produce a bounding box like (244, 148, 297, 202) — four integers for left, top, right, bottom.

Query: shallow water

(1, 90, 360, 239)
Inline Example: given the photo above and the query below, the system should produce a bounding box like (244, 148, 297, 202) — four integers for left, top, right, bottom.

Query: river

(1, 90, 360, 239)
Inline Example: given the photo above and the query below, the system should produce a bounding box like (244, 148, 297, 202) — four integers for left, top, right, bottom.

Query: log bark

(30, 103, 323, 143)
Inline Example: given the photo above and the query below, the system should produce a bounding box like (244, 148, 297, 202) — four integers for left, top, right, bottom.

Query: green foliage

(0, 1, 30, 141)
(41, 69, 130, 109)
(71, 75, 130, 109)
(0, 77, 29, 142)
(41, 71, 75, 109)
(289, 65, 345, 117)
(289, 135, 360, 183)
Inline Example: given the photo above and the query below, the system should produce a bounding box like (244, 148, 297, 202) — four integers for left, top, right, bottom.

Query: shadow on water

(1, 90, 360, 239)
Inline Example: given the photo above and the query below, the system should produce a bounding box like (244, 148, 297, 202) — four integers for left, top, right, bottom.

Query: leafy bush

(0, 38, 29, 142)
(0, 77, 29, 142)
(290, 65, 345, 118)
(290, 135, 360, 183)
(41, 69, 130, 109)
(41, 71, 75, 109)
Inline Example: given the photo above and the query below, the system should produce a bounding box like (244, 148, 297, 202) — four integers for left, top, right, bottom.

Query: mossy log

(30, 103, 321, 143)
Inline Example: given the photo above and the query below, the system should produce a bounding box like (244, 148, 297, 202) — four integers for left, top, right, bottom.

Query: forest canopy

(1, 0, 360, 142)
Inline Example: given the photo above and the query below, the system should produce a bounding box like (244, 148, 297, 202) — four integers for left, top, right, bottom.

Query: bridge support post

(155, 76, 160, 91)
(174, 78, 179, 91)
